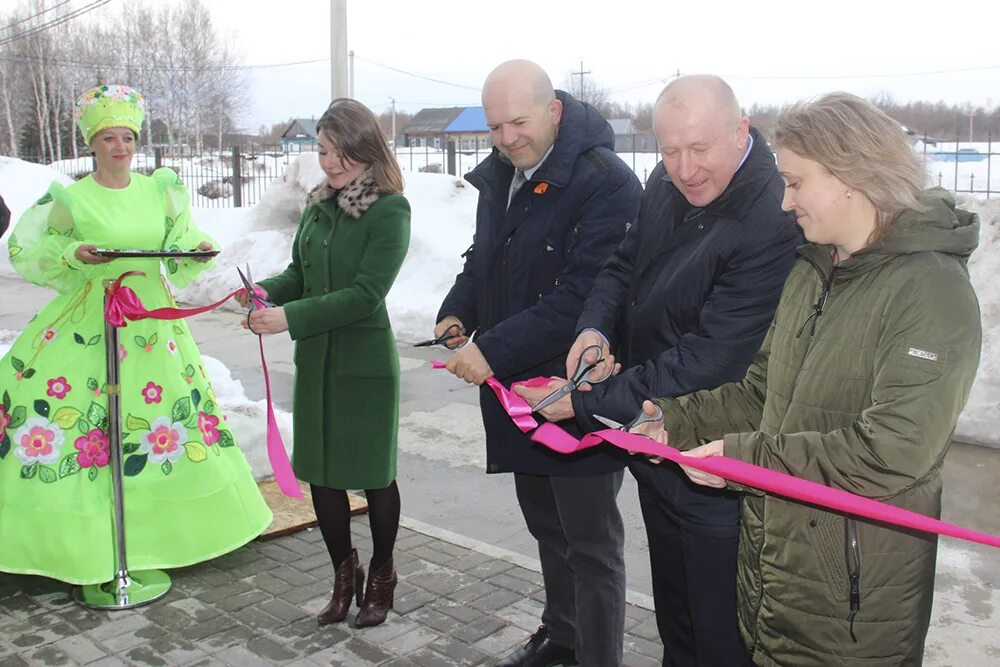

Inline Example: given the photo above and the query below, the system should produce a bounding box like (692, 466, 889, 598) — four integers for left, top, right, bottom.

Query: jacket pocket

(335, 327, 397, 377)
(806, 511, 850, 604)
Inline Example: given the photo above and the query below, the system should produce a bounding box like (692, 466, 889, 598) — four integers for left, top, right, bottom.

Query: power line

(355, 55, 480, 92)
(1, 0, 76, 35)
(0, 53, 328, 72)
(0, 0, 112, 47)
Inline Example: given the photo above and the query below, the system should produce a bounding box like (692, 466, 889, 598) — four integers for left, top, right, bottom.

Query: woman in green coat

(241, 99, 410, 628)
(634, 93, 981, 665)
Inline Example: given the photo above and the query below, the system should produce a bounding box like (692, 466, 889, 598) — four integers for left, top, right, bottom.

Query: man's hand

(678, 439, 726, 488)
(75, 244, 112, 265)
(445, 342, 492, 384)
(434, 316, 468, 349)
(514, 378, 575, 422)
(243, 306, 288, 335)
(630, 400, 668, 463)
(567, 329, 611, 392)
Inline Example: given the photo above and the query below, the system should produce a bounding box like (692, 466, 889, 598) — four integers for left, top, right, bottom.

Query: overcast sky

(134, 0, 1000, 130)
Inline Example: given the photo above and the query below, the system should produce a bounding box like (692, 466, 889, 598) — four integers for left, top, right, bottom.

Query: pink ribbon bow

(105, 272, 301, 498)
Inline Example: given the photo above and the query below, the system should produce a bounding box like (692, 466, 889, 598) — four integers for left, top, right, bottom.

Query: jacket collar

(307, 169, 381, 218)
(466, 90, 615, 194)
(660, 127, 777, 222)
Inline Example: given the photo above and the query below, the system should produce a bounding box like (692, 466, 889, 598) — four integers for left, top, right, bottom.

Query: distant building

(281, 118, 319, 151)
(607, 117, 657, 152)
(403, 106, 491, 150)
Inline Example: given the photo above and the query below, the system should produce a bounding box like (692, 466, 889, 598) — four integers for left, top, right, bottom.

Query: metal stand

(73, 281, 171, 609)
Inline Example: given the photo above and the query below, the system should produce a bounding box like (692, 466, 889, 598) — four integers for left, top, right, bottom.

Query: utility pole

(572, 60, 591, 98)
(349, 50, 355, 99)
(330, 0, 348, 100)
(389, 97, 397, 147)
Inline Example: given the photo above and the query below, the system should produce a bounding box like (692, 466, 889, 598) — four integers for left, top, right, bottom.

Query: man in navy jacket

(519, 76, 801, 666)
(435, 60, 642, 666)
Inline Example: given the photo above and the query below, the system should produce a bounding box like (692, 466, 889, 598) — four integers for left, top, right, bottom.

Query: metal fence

(17, 132, 999, 206)
(921, 134, 998, 198)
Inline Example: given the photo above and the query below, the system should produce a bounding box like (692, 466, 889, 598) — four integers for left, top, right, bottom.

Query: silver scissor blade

(593, 414, 625, 430)
(531, 382, 572, 413)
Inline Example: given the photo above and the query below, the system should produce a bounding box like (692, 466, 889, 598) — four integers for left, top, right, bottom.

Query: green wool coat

(259, 180, 410, 490)
(657, 189, 981, 666)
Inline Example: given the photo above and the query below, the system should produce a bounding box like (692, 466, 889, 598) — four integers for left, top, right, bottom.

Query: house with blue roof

(403, 106, 492, 151)
(280, 118, 319, 151)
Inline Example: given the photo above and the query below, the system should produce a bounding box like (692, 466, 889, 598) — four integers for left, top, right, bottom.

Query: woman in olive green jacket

(243, 99, 410, 629)
(635, 93, 981, 665)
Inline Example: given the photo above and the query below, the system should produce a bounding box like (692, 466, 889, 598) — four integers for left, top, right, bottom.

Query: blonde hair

(772, 92, 926, 241)
(316, 98, 404, 194)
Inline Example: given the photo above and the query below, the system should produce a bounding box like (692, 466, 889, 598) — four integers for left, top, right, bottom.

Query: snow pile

(3, 155, 997, 448)
(954, 196, 1000, 447)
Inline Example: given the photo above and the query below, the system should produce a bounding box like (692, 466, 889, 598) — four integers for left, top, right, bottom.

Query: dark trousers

(514, 470, 626, 667)
(633, 464, 750, 667)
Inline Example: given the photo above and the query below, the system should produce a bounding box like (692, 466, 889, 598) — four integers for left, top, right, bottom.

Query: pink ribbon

(105, 272, 302, 498)
(428, 363, 1000, 549)
(530, 424, 1000, 549)
(429, 360, 550, 433)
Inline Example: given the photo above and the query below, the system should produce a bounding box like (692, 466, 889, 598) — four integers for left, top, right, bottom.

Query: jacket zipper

(796, 258, 836, 339)
(845, 518, 862, 642)
(754, 254, 837, 651)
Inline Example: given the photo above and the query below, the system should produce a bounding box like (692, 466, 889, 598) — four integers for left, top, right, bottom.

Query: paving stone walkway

(0, 516, 663, 666)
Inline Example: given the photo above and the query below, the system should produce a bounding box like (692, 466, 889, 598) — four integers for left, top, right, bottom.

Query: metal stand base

(72, 569, 171, 610)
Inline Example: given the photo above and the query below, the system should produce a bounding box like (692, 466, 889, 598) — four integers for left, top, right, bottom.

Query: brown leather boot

(317, 549, 364, 625)
(355, 557, 397, 627)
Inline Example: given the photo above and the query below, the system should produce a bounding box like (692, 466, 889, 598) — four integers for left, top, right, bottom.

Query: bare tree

(564, 70, 609, 111)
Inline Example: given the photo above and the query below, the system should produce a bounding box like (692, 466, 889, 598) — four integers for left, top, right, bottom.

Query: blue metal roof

(445, 107, 488, 133)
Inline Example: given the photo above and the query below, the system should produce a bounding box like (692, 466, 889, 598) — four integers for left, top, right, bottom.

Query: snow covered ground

(1, 154, 998, 447)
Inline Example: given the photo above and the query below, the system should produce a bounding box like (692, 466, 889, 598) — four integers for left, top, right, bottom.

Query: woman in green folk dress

(0, 85, 271, 585)
(243, 98, 410, 628)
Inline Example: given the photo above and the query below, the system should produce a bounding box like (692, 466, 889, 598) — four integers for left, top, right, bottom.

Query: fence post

(447, 140, 457, 176)
(231, 145, 243, 207)
(953, 136, 959, 194)
(988, 131, 993, 199)
(154, 147, 163, 170)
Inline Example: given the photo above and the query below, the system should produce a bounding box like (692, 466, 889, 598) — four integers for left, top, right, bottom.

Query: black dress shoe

(496, 625, 578, 667)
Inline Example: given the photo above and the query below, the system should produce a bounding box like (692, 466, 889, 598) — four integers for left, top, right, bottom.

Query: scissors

(413, 323, 464, 348)
(592, 403, 664, 431)
(237, 264, 275, 334)
(531, 344, 613, 413)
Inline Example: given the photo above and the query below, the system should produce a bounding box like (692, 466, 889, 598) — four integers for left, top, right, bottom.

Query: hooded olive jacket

(657, 189, 981, 666)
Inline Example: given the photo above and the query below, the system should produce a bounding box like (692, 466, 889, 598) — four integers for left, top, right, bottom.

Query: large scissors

(531, 344, 614, 414)
(413, 323, 464, 348)
(592, 403, 664, 431)
(237, 264, 275, 334)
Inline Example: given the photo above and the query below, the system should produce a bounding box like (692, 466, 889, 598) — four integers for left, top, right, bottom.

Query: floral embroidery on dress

(139, 417, 187, 465)
(142, 382, 163, 404)
(13, 417, 64, 466)
(46, 377, 72, 400)
(197, 411, 221, 446)
(74, 429, 110, 468)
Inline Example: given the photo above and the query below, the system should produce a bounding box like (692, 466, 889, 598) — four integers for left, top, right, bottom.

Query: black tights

(310, 480, 400, 570)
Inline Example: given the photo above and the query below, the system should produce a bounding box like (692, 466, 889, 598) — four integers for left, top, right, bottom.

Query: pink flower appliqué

(13, 417, 64, 466)
(167, 339, 178, 355)
(40, 327, 58, 344)
(138, 417, 187, 464)
(119, 344, 128, 362)
(197, 411, 220, 446)
(0, 405, 11, 441)
(141, 382, 163, 404)
(46, 377, 72, 400)
(74, 429, 110, 468)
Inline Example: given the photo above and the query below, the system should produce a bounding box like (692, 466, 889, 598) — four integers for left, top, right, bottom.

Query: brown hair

(772, 92, 926, 242)
(316, 98, 404, 194)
